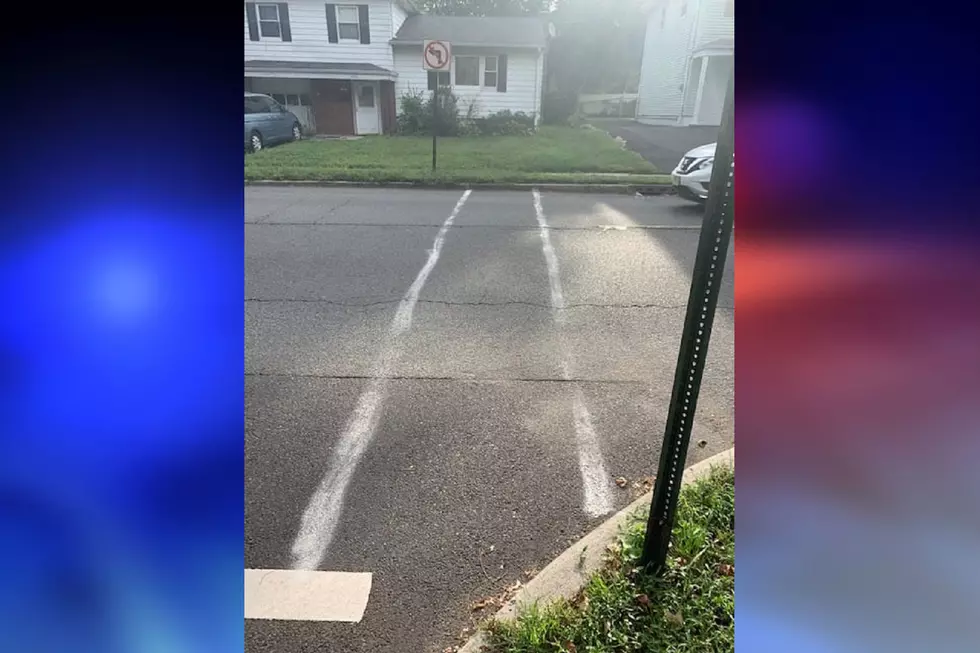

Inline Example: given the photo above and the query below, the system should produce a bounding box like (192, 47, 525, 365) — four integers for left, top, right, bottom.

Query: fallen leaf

(615, 476, 628, 488)
(697, 439, 708, 448)
(717, 563, 735, 576)
(523, 568, 538, 580)
(563, 641, 578, 652)
(470, 599, 491, 612)
(636, 594, 650, 606)
(666, 610, 684, 626)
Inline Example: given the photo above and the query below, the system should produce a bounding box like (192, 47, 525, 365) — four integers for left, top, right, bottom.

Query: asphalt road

(244, 187, 734, 653)
(597, 120, 719, 173)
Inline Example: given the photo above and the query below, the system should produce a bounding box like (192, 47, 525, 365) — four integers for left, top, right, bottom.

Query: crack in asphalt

(245, 297, 735, 310)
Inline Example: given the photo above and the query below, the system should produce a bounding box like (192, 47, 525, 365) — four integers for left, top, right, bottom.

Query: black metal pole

(638, 73, 735, 571)
(432, 85, 438, 172)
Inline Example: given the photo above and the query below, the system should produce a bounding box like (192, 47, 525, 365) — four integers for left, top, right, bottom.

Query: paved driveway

(598, 120, 720, 173)
(245, 187, 734, 653)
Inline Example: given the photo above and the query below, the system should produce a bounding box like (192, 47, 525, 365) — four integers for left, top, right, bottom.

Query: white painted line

(291, 190, 472, 571)
(532, 189, 614, 517)
(245, 569, 372, 622)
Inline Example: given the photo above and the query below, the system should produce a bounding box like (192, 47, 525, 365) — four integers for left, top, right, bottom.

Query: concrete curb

(244, 179, 675, 195)
(458, 447, 735, 653)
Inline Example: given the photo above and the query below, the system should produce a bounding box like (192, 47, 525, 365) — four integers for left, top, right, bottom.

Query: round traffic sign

(424, 41, 450, 70)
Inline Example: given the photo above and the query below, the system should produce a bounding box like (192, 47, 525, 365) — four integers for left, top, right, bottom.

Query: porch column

(692, 55, 710, 125)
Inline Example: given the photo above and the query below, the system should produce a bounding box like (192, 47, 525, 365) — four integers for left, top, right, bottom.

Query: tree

(548, 0, 648, 95)
(420, 0, 551, 16)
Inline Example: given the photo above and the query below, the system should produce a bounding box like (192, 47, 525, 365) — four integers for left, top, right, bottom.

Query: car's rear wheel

(249, 131, 263, 153)
(291, 123, 302, 141)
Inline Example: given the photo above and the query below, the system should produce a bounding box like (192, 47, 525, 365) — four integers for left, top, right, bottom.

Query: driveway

(597, 120, 720, 173)
(245, 187, 734, 653)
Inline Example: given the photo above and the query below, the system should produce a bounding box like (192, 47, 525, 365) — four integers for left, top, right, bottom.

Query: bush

(472, 110, 536, 136)
(397, 92, 536, 136)
(396, 88, 461, 136)
(542, 91, 578, 125)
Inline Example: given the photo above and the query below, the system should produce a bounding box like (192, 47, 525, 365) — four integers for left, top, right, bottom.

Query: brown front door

(311, 80, 355, 135)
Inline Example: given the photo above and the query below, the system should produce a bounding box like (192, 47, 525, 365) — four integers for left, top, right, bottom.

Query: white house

(244, 1, 550, 135)
(636, 0, 733, 126)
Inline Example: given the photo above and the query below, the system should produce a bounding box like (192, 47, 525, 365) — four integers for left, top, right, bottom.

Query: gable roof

(391, 15, 548, 49)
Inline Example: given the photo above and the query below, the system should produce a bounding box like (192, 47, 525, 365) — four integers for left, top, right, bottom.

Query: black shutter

(358, 5, 370, 44)
(497, 54, 508, 92)
(278, 3, 292, 42)
(428, 72, 437, 91)
(325, 4, 338, 43)
(246, 3, 259, 41)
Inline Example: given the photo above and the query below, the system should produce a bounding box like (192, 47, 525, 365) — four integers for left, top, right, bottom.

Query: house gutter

(390, 40, 543, 49)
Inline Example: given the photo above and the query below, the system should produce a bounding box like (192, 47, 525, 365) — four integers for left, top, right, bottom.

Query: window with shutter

(247, 3, 290, 41)
(336, 5, 361, 40)
(257, 3, 281, 38)
(483, 56, 498, 87)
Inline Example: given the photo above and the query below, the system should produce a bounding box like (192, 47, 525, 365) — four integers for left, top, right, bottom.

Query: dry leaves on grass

(665, 610, 684, 627)
(717, 563, 735, 576)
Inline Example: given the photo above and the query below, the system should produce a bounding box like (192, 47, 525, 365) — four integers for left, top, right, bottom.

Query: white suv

(671, 143, 716, 203)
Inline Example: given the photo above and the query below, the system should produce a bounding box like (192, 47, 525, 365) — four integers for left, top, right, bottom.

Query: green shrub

(472, 110, 536, 136)
(396, 88, 461, 136)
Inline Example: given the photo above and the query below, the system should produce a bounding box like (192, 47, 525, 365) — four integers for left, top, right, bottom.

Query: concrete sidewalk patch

(458, 446, 734, 653)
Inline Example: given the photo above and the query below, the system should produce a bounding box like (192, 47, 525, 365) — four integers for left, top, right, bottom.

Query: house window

(724, 0, 733, 17)
(336, 5, 361, 41)
(436, 71, 451, 87)
(455, 56, 479, 86)
(484, 56, 498, 87)
(257, 3, 282, 38)
(358, 85, 375, 107)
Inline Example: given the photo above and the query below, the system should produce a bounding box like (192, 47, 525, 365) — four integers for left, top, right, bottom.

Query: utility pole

(638, 73, 735, 571)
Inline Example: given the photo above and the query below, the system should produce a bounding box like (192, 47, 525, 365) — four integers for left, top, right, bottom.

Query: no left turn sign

(423, 40, 451, 71)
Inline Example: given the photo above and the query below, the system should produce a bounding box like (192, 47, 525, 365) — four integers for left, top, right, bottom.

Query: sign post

(423, 40, 451, 172)
(638, 73, 735, 572)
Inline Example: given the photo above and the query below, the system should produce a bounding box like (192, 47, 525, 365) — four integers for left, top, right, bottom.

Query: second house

(244, 1, 550, 135)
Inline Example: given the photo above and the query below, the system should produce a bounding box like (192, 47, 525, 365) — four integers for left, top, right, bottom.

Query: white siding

(245, 0, 397, 70)
(636, 0, 697, 123)
(694, 0, 734, 48)
(391, 2, 408, 36)
(392, 46, 542, 118)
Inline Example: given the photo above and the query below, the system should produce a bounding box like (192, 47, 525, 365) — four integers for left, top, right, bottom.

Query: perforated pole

(638, 73, 734, 570)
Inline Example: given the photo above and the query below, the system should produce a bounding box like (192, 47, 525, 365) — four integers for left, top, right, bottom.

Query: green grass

(485, 467, 734, 653)
(244, 126, 670, 185)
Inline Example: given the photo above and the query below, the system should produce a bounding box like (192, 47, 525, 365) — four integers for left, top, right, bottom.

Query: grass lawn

(244, 126, 671, 185)
(485, 467, 734, 653)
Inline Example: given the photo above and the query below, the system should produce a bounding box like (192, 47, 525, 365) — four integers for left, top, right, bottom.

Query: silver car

(245, 92, 302, 152)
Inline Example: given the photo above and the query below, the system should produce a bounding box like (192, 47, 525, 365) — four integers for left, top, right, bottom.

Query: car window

(245, 96, 270, 114)
(246, 96, 277, 113)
